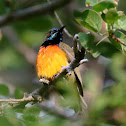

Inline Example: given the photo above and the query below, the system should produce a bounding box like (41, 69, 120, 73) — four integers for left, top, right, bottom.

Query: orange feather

(36, 45, 68, 80)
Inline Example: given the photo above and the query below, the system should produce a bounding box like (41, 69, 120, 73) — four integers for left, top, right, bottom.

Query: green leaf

(76, 10, 102, 32)
(97, 42, 119, 58)
(91, 51, 101, 58)
(0, 84, 9, 96)
(79, 32, 94, 49)
(79, 32, 121, 58)
(115, 31, 126, 54)
(115, 31, 126, 43)
(114, 15, 126, 31)
(109, 31, 126, 53)
(102, 8, 119, 24)
(79, 32, 100, 57)
(14, 88, 24, 99)
(93, 0, 116, 12)
(108, 37, 122, 51)
(86, 0, 98, 6)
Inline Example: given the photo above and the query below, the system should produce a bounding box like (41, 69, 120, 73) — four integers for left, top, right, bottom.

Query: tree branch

(112, 34, 126, 46)
(54, 11, 73, 38)
(0, 33, 86, 101)
(0, 0, 73, 27)
(47, 0, 73, 38)
(0, 34, 87, 120)
(48, 34, 85, 82)
(0, 95, 34, 102)
(0, 96, 79, 121)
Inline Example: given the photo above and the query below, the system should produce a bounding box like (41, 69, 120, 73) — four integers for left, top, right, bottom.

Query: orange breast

(36, 45, 68, 79)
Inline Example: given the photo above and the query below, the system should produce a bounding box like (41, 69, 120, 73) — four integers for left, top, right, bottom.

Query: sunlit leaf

(93, 0, 116, 12)
(76, 10, 101, 32)
(115, 31, 126, 43)
(86, 0, 98, 6)
(101, 8, 119, 24)
(115, 15, 126, 31)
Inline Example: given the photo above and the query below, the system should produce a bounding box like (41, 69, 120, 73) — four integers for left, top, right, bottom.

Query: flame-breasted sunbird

(36, 26, 84, 98)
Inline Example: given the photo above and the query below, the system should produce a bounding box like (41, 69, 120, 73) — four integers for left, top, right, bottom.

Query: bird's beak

(59, 26, 65, 32)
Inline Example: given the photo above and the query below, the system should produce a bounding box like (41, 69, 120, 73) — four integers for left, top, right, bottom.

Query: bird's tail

(80, 95, 87, 110)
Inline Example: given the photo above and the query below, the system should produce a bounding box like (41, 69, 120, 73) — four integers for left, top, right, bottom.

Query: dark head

(42, 26, 65, 47)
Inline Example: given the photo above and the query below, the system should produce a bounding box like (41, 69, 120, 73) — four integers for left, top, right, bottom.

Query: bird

(36, 26, 87, 109)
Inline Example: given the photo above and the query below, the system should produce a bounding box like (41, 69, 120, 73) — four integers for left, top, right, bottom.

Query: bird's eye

(52, 30, 58, 34)
(48, 30, 58, 36)
(49, 30, 52, 34)
(54, 30, 57, 32)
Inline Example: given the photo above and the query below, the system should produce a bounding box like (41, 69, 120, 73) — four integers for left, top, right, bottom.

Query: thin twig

(54, 11, 73, 38)
(109, 33, 126, 47)
(53, 34, 85, 80)
(0, 95, 34, 102)
(117, 39, 126, 46)
(96, 35, 108, 46)
(113, 35, 126, 46)
(47, 0, 73, 38)
(0, 96, 79, 121)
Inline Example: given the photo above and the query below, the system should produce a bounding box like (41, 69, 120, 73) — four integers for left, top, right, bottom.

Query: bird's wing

(59, 42, 74, 62)
(59, 42, 84, 96)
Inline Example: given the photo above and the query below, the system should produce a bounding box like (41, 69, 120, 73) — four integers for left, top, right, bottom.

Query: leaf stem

(96, 35, 108, 46)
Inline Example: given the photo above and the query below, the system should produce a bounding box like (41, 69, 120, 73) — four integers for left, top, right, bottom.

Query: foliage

(76, 9, 102, 32)
(0, 0, 126, 126)
(76, 0, 126, 57)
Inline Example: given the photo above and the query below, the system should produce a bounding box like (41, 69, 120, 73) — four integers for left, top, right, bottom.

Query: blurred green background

(0, 0, 126, 126)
